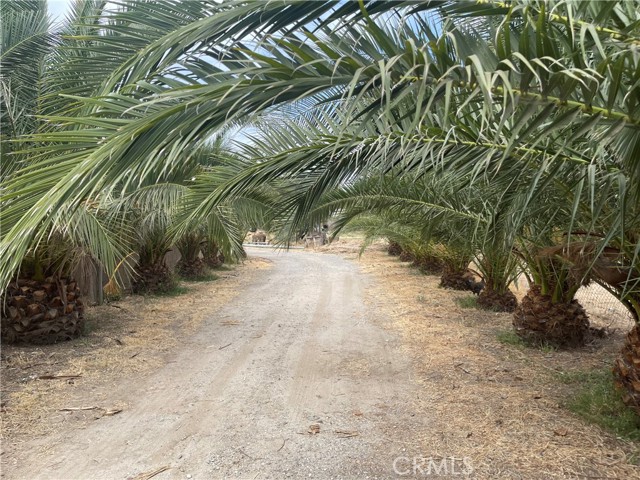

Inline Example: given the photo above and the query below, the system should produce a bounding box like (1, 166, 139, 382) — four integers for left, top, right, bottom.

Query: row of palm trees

(1, 1, 638, 412)
(1, 1, 270, 292)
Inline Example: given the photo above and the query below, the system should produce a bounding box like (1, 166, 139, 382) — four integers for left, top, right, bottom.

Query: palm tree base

(478, 288, 518, 312)
(204, 252, 224, 268)
(613, 324, 640, 415)
(398, 251, 414, 262)
(1, 277, 85, 344)
(387, 241, 402, 256)
(413, 255, 444, 275)
(440, 269, 473, 291)
(132, 264, 175, 294)
(177, 258, 206, 279)
(513, 285, 590, 348)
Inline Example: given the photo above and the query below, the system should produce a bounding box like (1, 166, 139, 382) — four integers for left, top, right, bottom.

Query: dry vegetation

(0, 259, 271, 448)
(2, 240, 638, 478)
(321, 238, 640, 478)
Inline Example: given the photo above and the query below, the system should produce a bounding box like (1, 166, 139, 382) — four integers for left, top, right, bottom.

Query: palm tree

(0, 1, 135, 342)
(2, 0, 639, 407)
(1, 0, 137, 284)
(3, 0, 636, 288)
(0, 0, 54, 178)
(110, 144, 253, 290)
(512, 238, 592, 348)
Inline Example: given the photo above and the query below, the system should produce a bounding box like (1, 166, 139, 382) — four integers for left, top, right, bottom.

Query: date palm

(1, 1, 639, 407)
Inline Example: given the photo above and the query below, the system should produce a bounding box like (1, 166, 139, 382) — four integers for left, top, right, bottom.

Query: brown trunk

(613, 325, 640, 415)
(204, 249, 224, 268)
(132, 264, 175, 294)
(440, 267, 473, 291)
(413, 256, 444, 275)
(477, 288, 518, 312)
(387, 241, 402, 256)
(177, 257, 206, 279)
(398, 251, 415, 262)
(512, 285, 590, 348)
(204, 255, 222, 268)
(1, 277, 84, 344)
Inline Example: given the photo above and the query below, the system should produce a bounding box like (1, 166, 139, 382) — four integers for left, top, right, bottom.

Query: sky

(48, 0, 73, 20)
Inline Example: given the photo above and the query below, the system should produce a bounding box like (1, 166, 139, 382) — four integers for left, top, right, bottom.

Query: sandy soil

(2, 245, 639, 479)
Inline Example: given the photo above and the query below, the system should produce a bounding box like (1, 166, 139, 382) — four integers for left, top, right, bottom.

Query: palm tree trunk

(614, 324, 640, 415)
(512, 285, 590, 348)
(1, 276, 84, 344)
(387, 241, 402, 256)
(440, 266, 473, 291)
(477, 287, 517, 312)
(204, 242, 224, 268)
(176, 257, 205, 279)
(613, 296, 640, 415)
(413, 254, 444, 275)
(132, 262, 174, 294)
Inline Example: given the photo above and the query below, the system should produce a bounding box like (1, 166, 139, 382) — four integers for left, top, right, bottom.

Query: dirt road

(8, 249, 429, 479)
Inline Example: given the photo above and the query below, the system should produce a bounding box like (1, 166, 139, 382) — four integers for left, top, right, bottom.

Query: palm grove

(1, 0, 639, 416)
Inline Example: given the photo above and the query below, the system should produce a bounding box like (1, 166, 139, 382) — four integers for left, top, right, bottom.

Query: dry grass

(0, 258, 271, 446)
(321, 238, 640, 478)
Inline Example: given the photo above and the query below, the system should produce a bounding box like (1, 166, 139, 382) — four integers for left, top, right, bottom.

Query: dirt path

(5, 245, 639, 479)
(6, 249, 428, 479)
